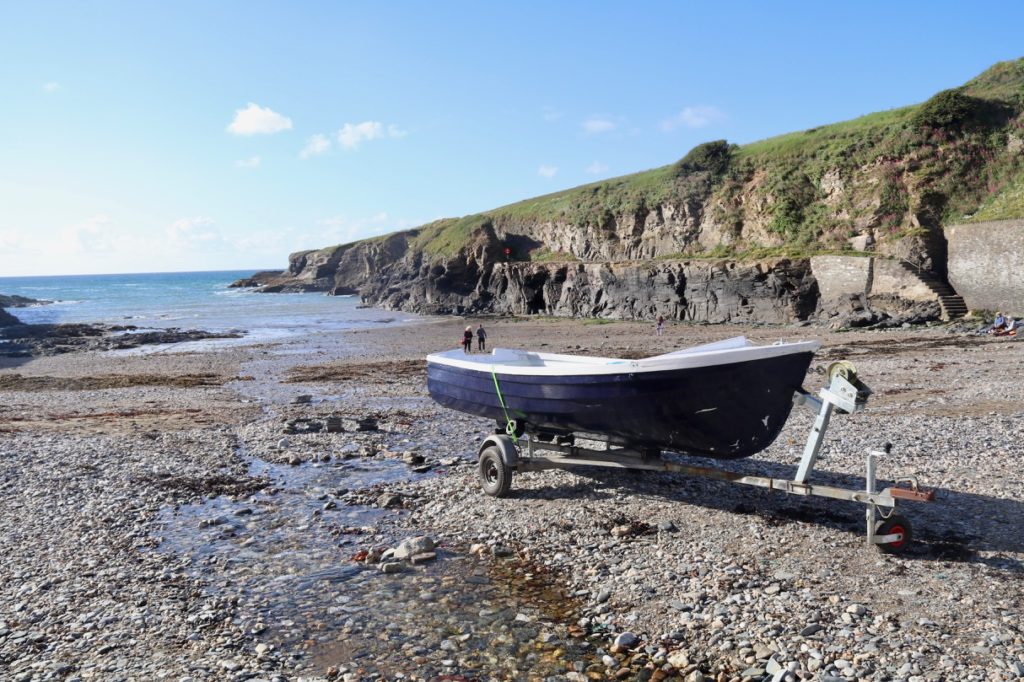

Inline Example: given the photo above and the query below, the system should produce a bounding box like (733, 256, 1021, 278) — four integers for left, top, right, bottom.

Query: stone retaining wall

(808, 256, 871, 299)
(945, 220, 1024, 315)
(809, 256, 934, 301)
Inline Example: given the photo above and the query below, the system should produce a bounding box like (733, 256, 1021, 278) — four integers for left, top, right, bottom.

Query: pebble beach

(1, 317, 1023, 682)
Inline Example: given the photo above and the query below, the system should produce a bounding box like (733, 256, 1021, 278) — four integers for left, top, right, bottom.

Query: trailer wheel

(479, 446, 512, 497)
(875, 514, 912, 554)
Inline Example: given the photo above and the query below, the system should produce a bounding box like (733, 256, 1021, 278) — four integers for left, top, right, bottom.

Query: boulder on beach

(393, 536, 436, 560)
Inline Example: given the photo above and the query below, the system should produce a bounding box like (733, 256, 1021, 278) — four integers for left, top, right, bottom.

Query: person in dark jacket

(476, 324, 487, 351)
(462, 326, 473, 353)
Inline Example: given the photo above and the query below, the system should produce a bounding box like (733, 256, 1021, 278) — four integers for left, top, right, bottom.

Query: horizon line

(0, 267, 283, 280)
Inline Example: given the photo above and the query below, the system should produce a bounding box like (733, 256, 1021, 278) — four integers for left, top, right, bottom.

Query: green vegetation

(967, 170, 1024, 222)
(490, 164, 683, 227)
(674, 139, 736, 176)
(528, 248, 579, 263)
(362, 58, 1024, 262)
(912, 89, 983, 132)
(656, 244, 863, 261)
(408, 214, 492, 257)
(961, 57, 1024, 102)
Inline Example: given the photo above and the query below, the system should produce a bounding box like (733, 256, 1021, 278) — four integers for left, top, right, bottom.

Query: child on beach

(655, 315, 665, 336)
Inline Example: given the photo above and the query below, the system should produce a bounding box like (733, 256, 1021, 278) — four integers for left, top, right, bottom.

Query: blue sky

(1, 1, 1022, 276)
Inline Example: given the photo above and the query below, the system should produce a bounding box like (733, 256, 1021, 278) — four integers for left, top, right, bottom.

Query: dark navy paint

(427, 352, 815, 459)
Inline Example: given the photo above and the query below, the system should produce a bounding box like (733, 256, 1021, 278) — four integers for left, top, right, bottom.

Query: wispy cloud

(582, 117, 615, 134)
(3, 216, 121, 260)
(585, 161, 609, 175)
(167, 217, 219, 247)
(336, 121, 406, 149)
(235, 156, 261, 169)
(660, 105, 724, 131)
(300, 134, 331, 159)
(57, 215, 117, 253)
(538, 165, 558, 179)
(227, 103, 293, 135)
(337, 121, 382, 148)
(42, 82, 59, 93)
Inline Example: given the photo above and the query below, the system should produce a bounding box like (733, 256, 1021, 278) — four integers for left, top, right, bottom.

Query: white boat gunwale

(426, 336, 822, 377)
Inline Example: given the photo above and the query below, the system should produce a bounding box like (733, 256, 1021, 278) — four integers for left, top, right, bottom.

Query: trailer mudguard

(478, 434, 519, 468)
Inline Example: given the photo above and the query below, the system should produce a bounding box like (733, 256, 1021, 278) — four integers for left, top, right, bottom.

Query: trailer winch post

(793, 367, 867, 483)
(794, 396, 834, 483)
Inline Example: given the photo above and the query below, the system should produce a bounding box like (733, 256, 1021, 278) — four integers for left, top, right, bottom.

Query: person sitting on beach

(462, 326, 473, 353)
(994, 316, 1018, 337)
(988, 312, 1008, 335)
(476, 323, 487, 351)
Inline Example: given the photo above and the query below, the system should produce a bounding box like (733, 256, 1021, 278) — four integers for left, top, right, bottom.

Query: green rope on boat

(490, 367, 516, 435)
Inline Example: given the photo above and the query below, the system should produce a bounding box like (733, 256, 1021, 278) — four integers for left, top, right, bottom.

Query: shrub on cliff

(675, 140, 736, 176)
(912, 89, 986, 132)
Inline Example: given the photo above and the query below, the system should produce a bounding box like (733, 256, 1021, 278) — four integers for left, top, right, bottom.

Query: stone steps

(898, 262, 967, 320)
(940, 295, 968, 316)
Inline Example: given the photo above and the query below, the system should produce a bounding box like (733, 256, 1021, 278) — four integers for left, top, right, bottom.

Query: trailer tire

(479, 446, 512, 497)
(875, 514, 912, 554)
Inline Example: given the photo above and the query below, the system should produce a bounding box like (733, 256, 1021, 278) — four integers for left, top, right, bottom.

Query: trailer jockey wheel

(478, 446, 513, 497)
(875, 514, 912, 554)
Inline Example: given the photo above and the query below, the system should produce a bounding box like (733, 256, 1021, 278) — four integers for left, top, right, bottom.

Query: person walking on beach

(656, 314, 665, 336)
(462, 326, 473, 353)
(476, 323, 487, 352)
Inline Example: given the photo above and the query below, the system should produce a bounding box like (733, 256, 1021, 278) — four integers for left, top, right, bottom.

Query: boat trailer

(475, 362, 934, 554)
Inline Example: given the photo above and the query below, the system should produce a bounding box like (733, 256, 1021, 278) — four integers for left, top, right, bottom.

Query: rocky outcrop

(0, 323, 243, 357)
(0, 294, 46, 308)
(0, 308, 21, 327)
(236, 233, 412, 295)
(228, 271, 284, 288)
(1, 293, 46, 327)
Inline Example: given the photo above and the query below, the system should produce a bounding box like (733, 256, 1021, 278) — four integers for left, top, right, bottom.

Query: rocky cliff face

(248, 197, 923, 324)
(250, 232, 413, 295)
(359, 249, 817, 323)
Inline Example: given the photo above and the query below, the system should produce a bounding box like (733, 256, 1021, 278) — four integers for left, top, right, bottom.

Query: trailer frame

(475, 364, 934, 553)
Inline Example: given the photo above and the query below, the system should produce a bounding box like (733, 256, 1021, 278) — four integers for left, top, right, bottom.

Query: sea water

(0, 270, 417, 344)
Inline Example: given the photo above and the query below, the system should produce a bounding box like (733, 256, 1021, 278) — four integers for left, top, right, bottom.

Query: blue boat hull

(427, 351, 815, 459)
